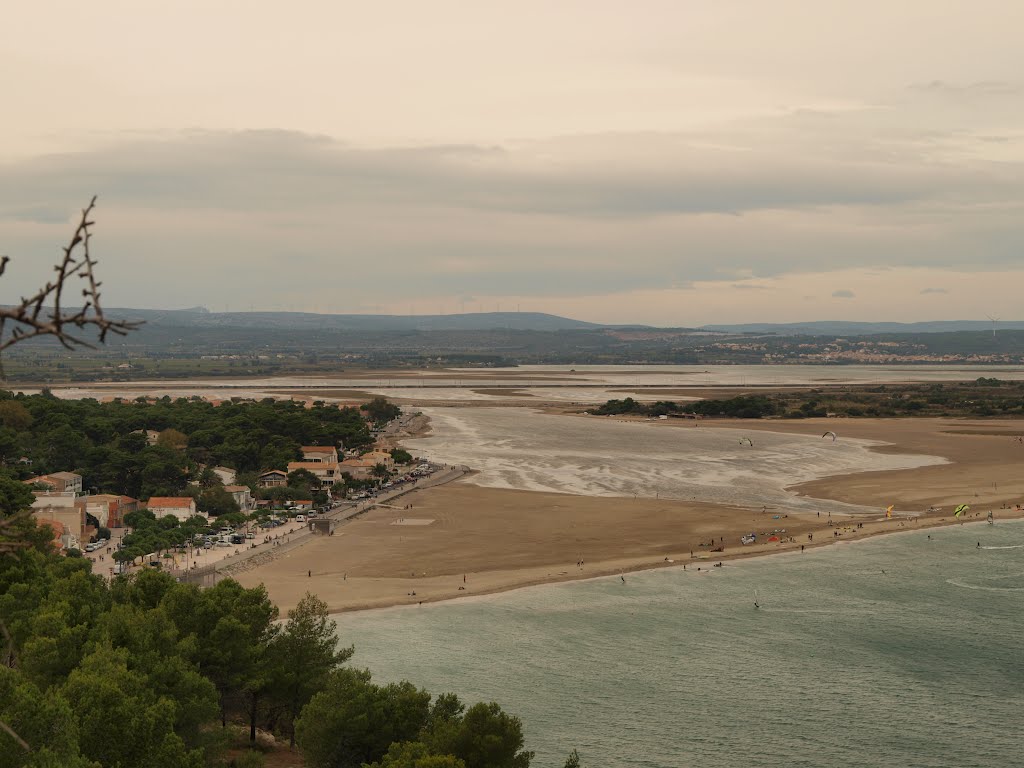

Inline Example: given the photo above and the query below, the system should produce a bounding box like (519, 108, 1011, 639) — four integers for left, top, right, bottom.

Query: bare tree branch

(0, 197, 143, 356)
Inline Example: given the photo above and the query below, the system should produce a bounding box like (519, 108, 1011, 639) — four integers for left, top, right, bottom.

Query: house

(146, 497, 200, 522)
(224, 484, 254, 511)
(32, 492, 85, 544)
(301, 446, 340, 464)
(361, 450, 395, 469)
(286, 461, 341, 488)
(338, 457, 378, 480)
(76, 494, 138, 529)
(258, 470, 288, 488)
(25, 471, 83, 495)
(212, 466, 237, 485)
(338, 450, 394, 480)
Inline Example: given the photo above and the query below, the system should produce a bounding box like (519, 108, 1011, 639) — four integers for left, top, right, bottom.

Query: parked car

(295, 514, 305, 523)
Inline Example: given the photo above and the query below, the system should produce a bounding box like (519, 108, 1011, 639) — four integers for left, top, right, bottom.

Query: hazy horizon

(3, 2, 1022, 326)
(105, 304, 1024, 330)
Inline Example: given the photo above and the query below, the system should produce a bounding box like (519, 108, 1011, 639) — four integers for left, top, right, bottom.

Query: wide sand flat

(237, 417, 1024, 614)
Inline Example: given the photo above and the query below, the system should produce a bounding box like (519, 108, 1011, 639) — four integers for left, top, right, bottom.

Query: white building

(146, 497, 201, 522)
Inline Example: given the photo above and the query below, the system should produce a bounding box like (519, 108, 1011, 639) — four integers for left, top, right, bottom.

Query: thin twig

(0, 197, 142, 356)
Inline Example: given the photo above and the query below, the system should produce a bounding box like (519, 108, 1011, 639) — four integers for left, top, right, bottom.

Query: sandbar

(236, 416, 1024, 614)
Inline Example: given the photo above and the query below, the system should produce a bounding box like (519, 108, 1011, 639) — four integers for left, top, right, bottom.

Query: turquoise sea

(336, 521, 1024, 768)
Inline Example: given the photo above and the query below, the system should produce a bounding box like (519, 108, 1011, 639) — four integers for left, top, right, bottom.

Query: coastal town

(17, 397, 442, 580)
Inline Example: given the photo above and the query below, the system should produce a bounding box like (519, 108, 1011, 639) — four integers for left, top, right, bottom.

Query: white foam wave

(945, 579, 1024, 593)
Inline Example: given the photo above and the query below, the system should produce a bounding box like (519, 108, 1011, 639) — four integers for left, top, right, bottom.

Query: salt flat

(409, 407, 947, 516)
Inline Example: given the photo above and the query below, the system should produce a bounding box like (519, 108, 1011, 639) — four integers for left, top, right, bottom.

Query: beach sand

(236, 417, 1024, 614)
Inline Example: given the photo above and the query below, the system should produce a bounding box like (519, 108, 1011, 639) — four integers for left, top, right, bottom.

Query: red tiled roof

(146, 497, 195, 508)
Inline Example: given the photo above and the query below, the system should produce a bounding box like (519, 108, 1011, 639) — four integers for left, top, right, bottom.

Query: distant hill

(700, 320, 1024, 336)
(105, 308, 605, 332)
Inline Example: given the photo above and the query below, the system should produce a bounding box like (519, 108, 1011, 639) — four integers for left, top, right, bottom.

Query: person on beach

(308, 570, 311, 577)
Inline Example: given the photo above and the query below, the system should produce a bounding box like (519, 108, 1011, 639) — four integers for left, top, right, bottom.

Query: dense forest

(590, 379, 1024, 419)
(0, 521, 544, 767)
(0, 392, 380, 500)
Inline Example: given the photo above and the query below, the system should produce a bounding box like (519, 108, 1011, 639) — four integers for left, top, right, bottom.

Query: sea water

(336, 521, 1024, 768)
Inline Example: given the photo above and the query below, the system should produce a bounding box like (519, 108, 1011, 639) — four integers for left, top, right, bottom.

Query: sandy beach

(237, 416, 1024, 614)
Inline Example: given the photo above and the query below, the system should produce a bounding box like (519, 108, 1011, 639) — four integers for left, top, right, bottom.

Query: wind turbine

(986, 314, 1000, 337)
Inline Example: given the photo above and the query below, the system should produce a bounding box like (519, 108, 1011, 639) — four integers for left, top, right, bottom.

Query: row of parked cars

(349, 462, 436, 501)
(84, 537, 108, 552)
(197, 529, 254, 549)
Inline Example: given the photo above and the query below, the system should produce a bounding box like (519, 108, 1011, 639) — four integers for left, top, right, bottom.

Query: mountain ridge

(104, 308, 614, 332)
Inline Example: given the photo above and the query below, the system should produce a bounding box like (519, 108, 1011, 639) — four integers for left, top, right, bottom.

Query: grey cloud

(832, 289, 855, 298)
(2, 124, 1016, 225)
(1, 113, 1022, 308)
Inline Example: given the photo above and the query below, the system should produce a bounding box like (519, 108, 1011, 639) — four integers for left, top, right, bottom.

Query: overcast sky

(2, 1, 1022, 325)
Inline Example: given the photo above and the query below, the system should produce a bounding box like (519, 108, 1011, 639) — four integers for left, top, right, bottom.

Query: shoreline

(332, 516, 1024, 618)
(230, 414, 1024, 616)
(320, 506, 1024, 616)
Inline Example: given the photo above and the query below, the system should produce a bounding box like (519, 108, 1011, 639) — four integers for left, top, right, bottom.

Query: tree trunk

(249, 692, 260, 743)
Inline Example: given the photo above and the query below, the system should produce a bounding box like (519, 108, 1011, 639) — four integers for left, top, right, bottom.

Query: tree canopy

(0, 523, 538, 767)
(0, 391, 379, 498)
